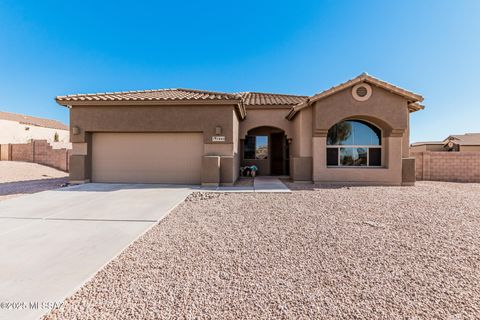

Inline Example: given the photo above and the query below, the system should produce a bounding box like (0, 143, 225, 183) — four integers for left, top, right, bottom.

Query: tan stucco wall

(304, 84, 412, 185)
(402, 157, 416, 186)
(70, 105, 236, 144)
(239, 108, 293, 139)
(312, 85, 408, 137)
(290, 156, 312, 182)
(204, 143, 233, 156)
(403, 112, 410, 158)
(290, 107, 313, 181)
(202, 156, 221, 186)
(459, 145, 480, 152)
(291, 107, 313, 157)
(232, 111, 240, 182)
(69, 104, 238, 184)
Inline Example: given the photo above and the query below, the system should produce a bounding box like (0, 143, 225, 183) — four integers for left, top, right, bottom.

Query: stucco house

(410, 141, 445, 152)
(0, 111, 69, 144)
(411, 133, 480, 153)
(443, 133, 480, 152)
(56, 73, 424, 186)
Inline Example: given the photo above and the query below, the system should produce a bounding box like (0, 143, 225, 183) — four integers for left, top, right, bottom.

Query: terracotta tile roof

(0, 111, 68, 130)
(445, 133, 480, 145)
(56, 88, 307, 106)
(307, 73, 423, 103)
(239, 92, 308, 106)
(57, 74, 425, 122)
(56, 88, 241, 103)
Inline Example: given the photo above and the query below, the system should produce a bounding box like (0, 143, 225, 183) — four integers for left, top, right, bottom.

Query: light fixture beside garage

(72, 126, 80, 135)
(212, 126, 225, 142)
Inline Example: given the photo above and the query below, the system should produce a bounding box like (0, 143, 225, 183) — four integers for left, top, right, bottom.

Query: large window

(244, 136, 268, 160)
(326, 120, 382, 167)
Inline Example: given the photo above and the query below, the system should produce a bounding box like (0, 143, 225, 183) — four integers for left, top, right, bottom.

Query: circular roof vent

(356, 86, 368, 97)
(352, 83, 372, 101)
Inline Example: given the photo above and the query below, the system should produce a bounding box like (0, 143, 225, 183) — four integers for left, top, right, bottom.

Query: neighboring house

(443, 133, 480, 152)
(56, 73, 424, 186)
(410, 141, 445, 152)
(411, 133, 480, 153)
(0, 111, 69, 144)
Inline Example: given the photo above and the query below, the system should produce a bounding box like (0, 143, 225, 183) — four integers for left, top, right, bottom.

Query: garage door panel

(92, 133, 203, 184)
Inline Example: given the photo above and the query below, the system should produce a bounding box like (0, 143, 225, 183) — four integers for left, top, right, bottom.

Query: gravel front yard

(45, 182, 480, 319)
(0, 161, 67, 183)
(0, 162, 68, 201)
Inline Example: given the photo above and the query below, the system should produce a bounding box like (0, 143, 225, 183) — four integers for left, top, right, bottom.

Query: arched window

(326, 120, 382, 167)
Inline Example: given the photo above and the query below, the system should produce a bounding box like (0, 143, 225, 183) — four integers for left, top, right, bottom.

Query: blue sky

(0, 1, 479, 143)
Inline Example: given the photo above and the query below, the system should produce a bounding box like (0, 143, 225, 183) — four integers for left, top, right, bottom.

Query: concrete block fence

(412, 151, 480, 183)
(0, 140, 71, 172)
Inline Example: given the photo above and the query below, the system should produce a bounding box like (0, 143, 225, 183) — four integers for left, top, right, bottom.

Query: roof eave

(56, 98, 247, 119)
(286, 100, 309, 120)
(286, 74, 425, 120)
(407, 102, 425, 113)
(55, 98, 242, 106)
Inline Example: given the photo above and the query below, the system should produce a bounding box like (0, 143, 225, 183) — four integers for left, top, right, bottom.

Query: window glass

(244, 136, 255, 160)
(255, 136, 268, 159)
(368, 148, 381, 166)
(244, 136, 269, 160)
(327, 148, 338, 166)
(340, 148, 367, 166)
(327, 120, 381, 146)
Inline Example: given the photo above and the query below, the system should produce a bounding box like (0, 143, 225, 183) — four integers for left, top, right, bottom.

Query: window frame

(326, 120, 383, 168)
(326, 145, 383, 167)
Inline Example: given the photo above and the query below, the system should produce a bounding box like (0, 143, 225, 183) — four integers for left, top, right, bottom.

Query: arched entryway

(241, 126, 290, 176)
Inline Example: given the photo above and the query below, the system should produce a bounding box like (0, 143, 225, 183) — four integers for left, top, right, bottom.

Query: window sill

(327, 166, 384, 169)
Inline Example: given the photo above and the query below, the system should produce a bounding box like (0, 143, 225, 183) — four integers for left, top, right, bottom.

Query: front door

(270, 132, 285, 175)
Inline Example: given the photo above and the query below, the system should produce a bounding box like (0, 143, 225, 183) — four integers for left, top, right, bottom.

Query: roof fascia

(57, 98, 246, 120)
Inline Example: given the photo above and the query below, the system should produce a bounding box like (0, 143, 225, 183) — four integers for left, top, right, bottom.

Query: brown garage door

(92, 132, 203, 184)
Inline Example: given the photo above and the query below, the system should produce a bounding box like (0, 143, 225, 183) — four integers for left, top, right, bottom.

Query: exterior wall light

(215, 126, 222, 135)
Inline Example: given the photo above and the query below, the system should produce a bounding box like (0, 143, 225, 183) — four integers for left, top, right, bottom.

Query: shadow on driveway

(0, 178, 68, 196)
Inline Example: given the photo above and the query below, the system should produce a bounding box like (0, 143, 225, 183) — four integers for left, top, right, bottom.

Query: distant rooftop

(445, 133, 480, 145)
(411, 141, 444, 146)
(412, 133, 480, 147)
(0, 111, 68, 130)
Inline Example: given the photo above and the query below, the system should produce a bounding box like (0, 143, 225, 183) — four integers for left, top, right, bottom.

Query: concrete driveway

(0, 183, 193, 320)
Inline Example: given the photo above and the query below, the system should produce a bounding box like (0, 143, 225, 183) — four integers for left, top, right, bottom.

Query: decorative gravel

(44, 182, 480, 319)
(0, 161, 67, 183)
(0, 162, 68, 201)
